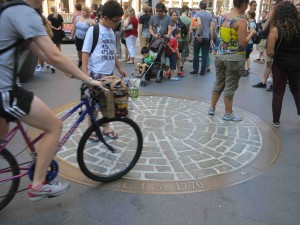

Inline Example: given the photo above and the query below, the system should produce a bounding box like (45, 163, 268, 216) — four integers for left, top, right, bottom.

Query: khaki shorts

(213, 53, 246, 97)
(256, 39, 267, 52)
(140, 36, 149, 48)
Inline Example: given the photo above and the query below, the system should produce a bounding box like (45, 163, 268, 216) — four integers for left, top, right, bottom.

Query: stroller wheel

(141, 80, 148, 87)
(156, 77, 162, 83)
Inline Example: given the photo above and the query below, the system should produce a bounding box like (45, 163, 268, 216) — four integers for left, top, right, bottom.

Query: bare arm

(71, 23, 76, 39)
(262, 15, 272, 32)
(197, 17, 202, 36)
(29, 36, 104, 88)
(267, 27, 278, 58)
(139, 24, 143, 37)
(123, 17, 130, 28)
(236, 18, 256, 46)
(165, 24, 172, 39)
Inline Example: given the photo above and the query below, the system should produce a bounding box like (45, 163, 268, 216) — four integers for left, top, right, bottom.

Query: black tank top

(273, 33, 300, 72)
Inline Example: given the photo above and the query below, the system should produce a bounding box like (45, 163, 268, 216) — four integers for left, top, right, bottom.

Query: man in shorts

(254, 10, 268, 64)
(82, 0, 127, 140)
(0, 0, 105, 201)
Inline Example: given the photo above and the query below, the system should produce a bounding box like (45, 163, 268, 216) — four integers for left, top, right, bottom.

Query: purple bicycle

(0, 84, 143, 211)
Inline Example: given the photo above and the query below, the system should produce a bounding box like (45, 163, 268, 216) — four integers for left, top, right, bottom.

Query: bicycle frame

(0, 95, 101, 183)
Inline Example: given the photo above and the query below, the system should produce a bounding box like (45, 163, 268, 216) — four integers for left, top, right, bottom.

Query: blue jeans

(192, 38, 210, 73)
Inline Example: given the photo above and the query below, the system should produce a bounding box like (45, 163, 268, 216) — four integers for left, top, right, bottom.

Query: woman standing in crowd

(242, 10, 256, 77)
(48, 6, 64, 73)
(168, 10, 184, 76)
(208, 0, 256, 121)
(71, 6, 93, 68)
(139, 5, 152, 48)
(35, 8, 54, 73)
(123, 7, 138, 64)
(267, 1, 300, 127)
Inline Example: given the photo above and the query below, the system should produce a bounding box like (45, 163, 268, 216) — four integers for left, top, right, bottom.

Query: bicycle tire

(77, 117, 143, 182)
(0, 148, 20, 211)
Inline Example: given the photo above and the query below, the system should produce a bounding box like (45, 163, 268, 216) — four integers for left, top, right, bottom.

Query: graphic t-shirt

(149, 14, 172, 36)
(82, 24, 116, 74)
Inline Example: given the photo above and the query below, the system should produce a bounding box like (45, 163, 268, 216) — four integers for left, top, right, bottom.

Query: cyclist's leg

(20, 96, 62, 188)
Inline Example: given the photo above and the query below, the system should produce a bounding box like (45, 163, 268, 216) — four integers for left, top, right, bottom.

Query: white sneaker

(35, 66, 41, 72)
(40, 67, 46, 72)
(28, 181, 70, 202)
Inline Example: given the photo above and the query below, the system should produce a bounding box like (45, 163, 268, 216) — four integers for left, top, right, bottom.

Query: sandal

(126, 61, 134, 64)
(88, 133, 100, 142)
(103, 130, 118, 139)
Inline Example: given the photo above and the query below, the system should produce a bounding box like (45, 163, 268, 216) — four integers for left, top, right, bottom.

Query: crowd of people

(1, 0, 300, 203)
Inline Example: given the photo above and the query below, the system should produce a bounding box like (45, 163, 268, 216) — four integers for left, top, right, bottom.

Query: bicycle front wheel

(0, 148, 20, 211)
(77, 117, 143, 182)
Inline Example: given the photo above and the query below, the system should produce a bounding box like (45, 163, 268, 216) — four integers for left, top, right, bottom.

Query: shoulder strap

(0, 0, 29, 54)
(90, 23, 99, 56)
(0, 0, 29, 12)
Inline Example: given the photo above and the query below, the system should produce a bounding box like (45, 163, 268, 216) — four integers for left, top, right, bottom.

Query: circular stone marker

(29, 94, 280, 194)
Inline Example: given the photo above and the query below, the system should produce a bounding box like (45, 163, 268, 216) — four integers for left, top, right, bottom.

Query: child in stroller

(136, 47, 155, 78)
(133, 36, 169, 86)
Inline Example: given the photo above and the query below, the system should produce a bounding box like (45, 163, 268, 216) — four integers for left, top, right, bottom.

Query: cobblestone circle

(57, 95, 262, 181)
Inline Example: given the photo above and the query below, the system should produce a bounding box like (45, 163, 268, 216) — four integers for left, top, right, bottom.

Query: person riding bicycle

(0, 0, 107, 201)
(82, 0, 126, 141)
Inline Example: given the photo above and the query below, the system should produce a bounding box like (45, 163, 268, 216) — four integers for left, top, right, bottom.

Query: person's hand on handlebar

(87, 78, 110, 93)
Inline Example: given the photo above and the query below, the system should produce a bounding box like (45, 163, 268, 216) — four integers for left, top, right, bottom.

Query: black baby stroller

(132, 37, 169, 87)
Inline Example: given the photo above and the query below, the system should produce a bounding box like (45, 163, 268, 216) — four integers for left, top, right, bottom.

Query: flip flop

(126, 61, 134, 64)
(103, 130, 118, 139)
(88, 133, 100, 142)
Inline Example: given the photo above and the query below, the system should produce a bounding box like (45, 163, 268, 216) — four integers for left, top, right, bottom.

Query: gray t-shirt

(149, 14, 172, 36)
(195, 10, 212, 39)
(0, 6, 47, 91)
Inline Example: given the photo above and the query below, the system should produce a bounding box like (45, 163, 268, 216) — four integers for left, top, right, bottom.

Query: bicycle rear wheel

(77, 117, 143, 182)
(0, 148, 20, 211)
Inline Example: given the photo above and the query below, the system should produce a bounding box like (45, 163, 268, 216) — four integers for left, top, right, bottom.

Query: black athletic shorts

(0, 87, 34, 122)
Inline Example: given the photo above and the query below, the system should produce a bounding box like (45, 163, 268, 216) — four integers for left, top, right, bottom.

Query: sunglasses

(156, 9, 163, 13)
(109, 18, 122, 25)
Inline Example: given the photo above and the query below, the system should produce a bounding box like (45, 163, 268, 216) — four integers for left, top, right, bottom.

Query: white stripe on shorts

(1, 92, 26, 119)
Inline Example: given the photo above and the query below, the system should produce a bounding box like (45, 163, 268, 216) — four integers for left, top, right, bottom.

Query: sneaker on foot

(223, 113, 243, 121)
(164, 71, 170, 76)
(272, 121, 280, 128)
(170, 76, 180, 81)
(266, 84, 273, 92)
(242, 70, 249, 77)
(40, 67, 46, 72)
(51, 67, 56, 73)
(190, 71, 198, 75)
(35, 66, 41, 72)
(199, 71, 205, 76)
(252, 82, 266, 88)
(208, 107, 215, 115)
(178, 71, 184, 76)
(28, 181, 70, 202)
